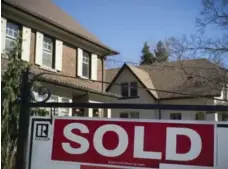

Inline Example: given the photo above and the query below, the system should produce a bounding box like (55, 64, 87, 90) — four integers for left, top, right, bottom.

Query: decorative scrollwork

(30, 85, 51, 103)
(29, 72, 52, 103)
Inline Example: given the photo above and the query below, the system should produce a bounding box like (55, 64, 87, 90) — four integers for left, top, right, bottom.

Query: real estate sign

(26, 117, 228, 169)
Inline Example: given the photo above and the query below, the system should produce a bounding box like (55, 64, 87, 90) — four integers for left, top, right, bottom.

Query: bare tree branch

(196, 0, 228, 31)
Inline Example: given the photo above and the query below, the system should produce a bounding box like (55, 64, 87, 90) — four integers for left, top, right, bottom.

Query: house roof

(3, 0, 119, 55)
(1, 57, 120, 98)
(29, 66, 121, 98)
(106, 59, 228, 99)
(106, 64, 158, 99)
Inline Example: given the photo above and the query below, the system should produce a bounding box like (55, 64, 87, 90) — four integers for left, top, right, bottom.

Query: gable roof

(106, 64, 158, 99)
(127, 65, 159, 98)
(106, 59, 228, 99)
(3, 0, 119, 55)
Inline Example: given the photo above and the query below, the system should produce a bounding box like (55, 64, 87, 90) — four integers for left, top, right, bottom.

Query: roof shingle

(106, 59, 228, 99)
(3, 0, 118, 54)
(29, 66, 121, 98)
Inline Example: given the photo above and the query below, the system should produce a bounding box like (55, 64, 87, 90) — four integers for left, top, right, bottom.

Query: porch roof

(29, 67, 121, 99)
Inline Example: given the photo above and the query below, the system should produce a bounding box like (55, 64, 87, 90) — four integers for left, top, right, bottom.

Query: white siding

(214, 85, 228, 106)
(160, 98, 214, 121)
(108, 67, 158, 119)
(161, 111, 197, 120)
(107, 67, 221, 121)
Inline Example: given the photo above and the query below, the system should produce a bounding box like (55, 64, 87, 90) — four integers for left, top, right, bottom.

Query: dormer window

(130, 82, 138, 97)
(121, 83, 129, 97)
(121, 82, 138, 98)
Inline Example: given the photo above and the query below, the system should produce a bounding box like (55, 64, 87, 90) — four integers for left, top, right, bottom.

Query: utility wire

(106, 58, 228, 90)
(106, 58, 228, 70)
(30, 71, 228, 102)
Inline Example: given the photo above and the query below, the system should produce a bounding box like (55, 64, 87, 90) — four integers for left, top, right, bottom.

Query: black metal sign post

(15, 68, 30, 169)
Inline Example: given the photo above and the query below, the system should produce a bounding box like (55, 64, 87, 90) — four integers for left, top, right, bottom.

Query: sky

(53, 0, 221, 67)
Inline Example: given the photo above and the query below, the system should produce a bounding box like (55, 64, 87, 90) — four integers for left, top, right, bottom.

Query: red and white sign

(51, 119, 214, 168)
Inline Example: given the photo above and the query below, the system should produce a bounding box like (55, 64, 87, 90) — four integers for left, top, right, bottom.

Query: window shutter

(1, 17, 6, 53)
(69, 99, 72, 116)
(21, 26, 31, 62)
(107, 109, 111, 118)
(91, 54, 97, 80)
(55, 39, 63, 71)
(35, 32, 43, 65)
(88, 108, 93, 117)
(77, 48, 83, 77)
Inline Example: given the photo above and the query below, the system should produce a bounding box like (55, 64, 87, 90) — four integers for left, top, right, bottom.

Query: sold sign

(51, 119, 214, 168)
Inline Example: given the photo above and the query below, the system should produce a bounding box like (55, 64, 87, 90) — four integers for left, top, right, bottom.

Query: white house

(106, 59, 228, 121)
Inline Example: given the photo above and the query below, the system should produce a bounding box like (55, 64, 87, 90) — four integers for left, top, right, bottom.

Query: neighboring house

(1, 0, 121, 117)
(106, 59, 228, 121)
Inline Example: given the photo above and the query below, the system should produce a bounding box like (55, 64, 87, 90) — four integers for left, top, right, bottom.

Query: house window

(73, 108, 85, 117)
(120, 112, 139, 119)
(130, 82, 138, 97)
(121, 83, 129, 97)
(92, 108, 107, 118)
(224, 86, 227, 101)
(42, 35, 54, 68)
(93, 108, 99, 117)
(221, 113, 228, 121)
(48, 95, 59, 115)
(130, 112, 139, 118)
(61, 98, 71, 116)
(195, 112, 205, 120)
(120, 112, 129, 118)
(82, 51, 90, 78)
(121, 82, 138, 98)
(170, 113, 182, 120)
(5, 21, 20, 52)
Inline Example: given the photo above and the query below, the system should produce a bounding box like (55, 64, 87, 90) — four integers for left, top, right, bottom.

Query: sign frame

(26, 116, 217, 169)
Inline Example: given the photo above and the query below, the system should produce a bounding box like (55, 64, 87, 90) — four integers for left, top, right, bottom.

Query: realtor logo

(35, 123, 50, 140)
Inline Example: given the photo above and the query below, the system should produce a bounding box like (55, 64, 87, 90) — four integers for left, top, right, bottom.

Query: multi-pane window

(5, 22, 20, 51)
(48, 95, 59, 115)
(93, 108, 100, 117)
(130, 112, 139, 118)
(92, 108, 107, 118)
(224, 86, 227, 101)
(221, 113, 228, 121)
(42, 36, 53, 68)
(121, 82, 138, 98)
(121, 83, 129, 97)
(47, 96, 72, 116)
(82, 51, 90, 78)
(170, 113, 182, 120)
(61, 98, 70, 116)
(120, 112, 129, 118)
(120, 112, 139, 119)
(195, 112, 205, 120)
(73, 108, 85, 116)
(130, 82, 138, 97)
